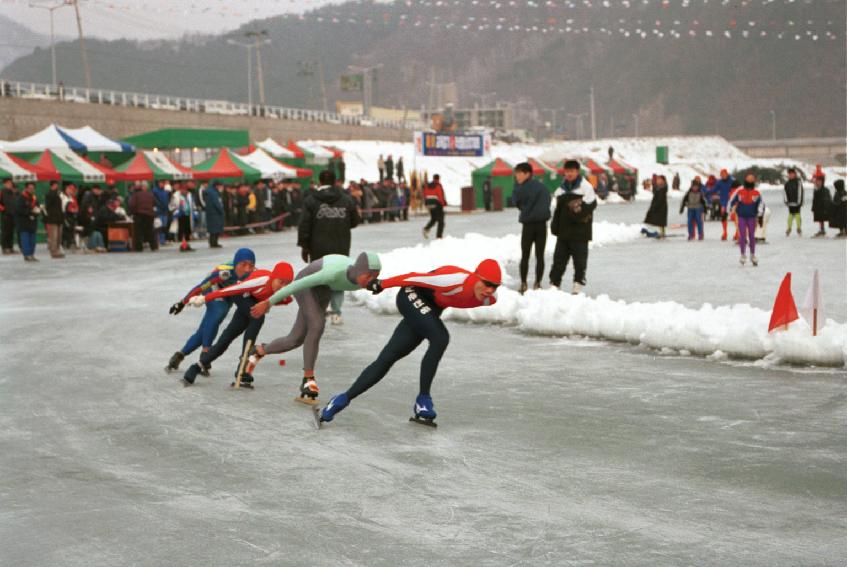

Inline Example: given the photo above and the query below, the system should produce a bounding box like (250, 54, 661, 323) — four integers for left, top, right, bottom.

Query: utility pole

(70, 0, 91, 90)
(633, 113, 640, 137)
(30, 1, 68, 87)
(589, 84, 597, 140)
(246, 30, 270, 107)
(227, 39, 254, 109)
(317, 59, 328, 112)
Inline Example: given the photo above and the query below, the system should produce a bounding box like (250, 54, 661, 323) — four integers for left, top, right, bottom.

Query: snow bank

(352, 230, 847, 368)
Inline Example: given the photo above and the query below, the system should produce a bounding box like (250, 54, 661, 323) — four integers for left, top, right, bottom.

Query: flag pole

(813, 308, 817, 337)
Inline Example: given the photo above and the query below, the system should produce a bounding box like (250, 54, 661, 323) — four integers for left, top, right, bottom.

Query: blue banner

(414, 132, 490, 157)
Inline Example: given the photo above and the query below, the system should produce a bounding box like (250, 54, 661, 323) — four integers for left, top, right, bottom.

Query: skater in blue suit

(165, 247, 255, 373)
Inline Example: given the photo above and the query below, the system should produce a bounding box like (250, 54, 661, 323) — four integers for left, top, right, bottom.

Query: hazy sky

(1, 0, 344, 41)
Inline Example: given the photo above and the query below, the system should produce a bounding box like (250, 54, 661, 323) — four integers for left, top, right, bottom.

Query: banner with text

(414, 131, 490, 157)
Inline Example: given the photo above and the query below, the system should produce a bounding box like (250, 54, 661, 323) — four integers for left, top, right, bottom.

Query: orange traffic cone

(768, 273, 799, 333)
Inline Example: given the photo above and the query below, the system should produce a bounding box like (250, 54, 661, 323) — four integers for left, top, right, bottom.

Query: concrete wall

(0, 97, 411, 143)
(732, 138, 847, 166)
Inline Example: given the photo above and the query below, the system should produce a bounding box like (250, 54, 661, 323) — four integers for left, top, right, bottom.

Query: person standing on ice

(811, 173, 832, 237)
(298, 169, 361, 325)
(830, 180, 847, 238)
(549, 160, 597, 294)
(679, 176, 706, 240)
(713, 169, 734, 240)
(165, 248, 256, 373)
(730, 173, 764, 266)
(422, 174, 447, 239)
(181, 261, 294, 387)
(512, 162, 551, 293)
(642, 174, 668, 239)
(783, 167, 804, 237)
(318, 259, 501, 427)
(377, 154, 385, 182)
(248, 252, 382, 403)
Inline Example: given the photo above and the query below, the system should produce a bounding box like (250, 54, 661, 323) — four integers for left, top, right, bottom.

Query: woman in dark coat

(830, 179, 847, 238)
(643, 174, 669, 237)
(811, 174, 831, 236)
(203, 180, 225, 248)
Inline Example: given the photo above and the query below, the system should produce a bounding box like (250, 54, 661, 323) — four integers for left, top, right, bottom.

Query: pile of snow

(313, 136, 840, 205)
(352, 230, 847, 368)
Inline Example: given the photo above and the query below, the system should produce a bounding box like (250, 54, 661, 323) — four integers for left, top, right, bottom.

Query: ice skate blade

(311, 406, 323, 429)
(409, 416, 437, 428)
(295, 396, 319, 406)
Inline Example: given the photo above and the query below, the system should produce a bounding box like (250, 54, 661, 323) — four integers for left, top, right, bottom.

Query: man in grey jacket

(512, 162, 551, 293)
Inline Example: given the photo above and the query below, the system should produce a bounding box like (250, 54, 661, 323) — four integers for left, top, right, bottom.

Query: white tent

(0, 150, 37, 181)
(239, 148, 301, 180)
(255, 138, 295, 159)
(61, 126, 134, 152)
(298, 142, 334, 164)
(2, 124, 87, 153)
(51, 147, 106, 182)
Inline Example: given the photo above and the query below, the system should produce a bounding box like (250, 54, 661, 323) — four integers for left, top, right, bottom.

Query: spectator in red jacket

(422, 174, 447, 239)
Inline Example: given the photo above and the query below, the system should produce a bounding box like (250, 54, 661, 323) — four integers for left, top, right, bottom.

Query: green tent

(529, 158, 560, 192)
(122, 128, 249, 150)
(472, 158, 514, 209)
(191, 149, 261, 183)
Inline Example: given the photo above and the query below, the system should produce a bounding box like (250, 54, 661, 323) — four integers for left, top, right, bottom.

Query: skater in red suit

(318, 259, 501, 427)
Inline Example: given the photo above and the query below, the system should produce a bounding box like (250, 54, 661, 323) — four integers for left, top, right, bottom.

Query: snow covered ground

(1, 198, 845, 566)
(315, 136, 847, 205)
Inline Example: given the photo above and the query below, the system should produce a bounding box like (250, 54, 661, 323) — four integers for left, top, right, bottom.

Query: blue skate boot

(318, 392, 350, 425)
(410, 394, 437, 427)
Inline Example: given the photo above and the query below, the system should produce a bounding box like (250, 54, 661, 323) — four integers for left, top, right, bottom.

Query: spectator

(512, 162, 551, 293)
(755, 202, 772, 244)
(14, 181, 40, 262)
(385, 154, 394, 182)
(400, 181, 410, 221)
(811, 173, 832, 237)
(672, 173, 681, 192)
(173, 184, 196, 251)
(730, 173, 764, 266)
(377, 154, 385, 182)
(254, 180, 268, 233)
(152, 180, 170, 245)
(643, 175, 669, 238)
(422, 173, 447, 239)
(128, 181, 158, 251)
(680, 176, 707, 240)
(549, 160, 597, 295)
(338, 157, 346, 184)
(784, 167, 804, 237)
(482, 176, 492, 211)
(44, 180, 65, 258)
(204, 180, 225, 247)
(830, 180, 847, 238)
(60, 183, 79, 251)
(298, 169, 361, 325)
(89, 198, 125, 252)
(0, 178, 17, 254)
(396, 156, 405, 183)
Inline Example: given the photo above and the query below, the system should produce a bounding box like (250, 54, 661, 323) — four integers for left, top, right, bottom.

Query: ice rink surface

(2, 200, 845, 566)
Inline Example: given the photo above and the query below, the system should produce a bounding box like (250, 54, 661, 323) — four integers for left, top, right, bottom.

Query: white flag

(801, 270, 824, 334)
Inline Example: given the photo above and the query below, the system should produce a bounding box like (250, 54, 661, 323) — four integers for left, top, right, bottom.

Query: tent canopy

(61, 126, 134, 153)
(122, 128, 249, 150)
(239, 148, 312, 180)
(298, 142, 334, 162)
(114, 151, 192, 182)
(192, 149, 261, 181)
(255, 138, 296, 158)
(0, 150, 38, 182)
(31, 148, 107, 183)
(608, 158, 637, 175)
(3, 124, 87, 153)
(474, 158, 514, 177)
(556, 157, 607, 175)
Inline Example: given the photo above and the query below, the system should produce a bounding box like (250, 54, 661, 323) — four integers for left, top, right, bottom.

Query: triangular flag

(801, 269, 824, 336)
(768, 273, 799, 333)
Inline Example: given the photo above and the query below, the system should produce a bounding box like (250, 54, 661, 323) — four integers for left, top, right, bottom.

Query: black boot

(183, 363, 201, 385)
(165, 351, 184, 373)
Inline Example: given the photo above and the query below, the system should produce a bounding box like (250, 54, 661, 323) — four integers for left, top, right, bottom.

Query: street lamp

(30, 1, 70, 87)
(227, 38, 254, 109)
(245, 30, 271, 107)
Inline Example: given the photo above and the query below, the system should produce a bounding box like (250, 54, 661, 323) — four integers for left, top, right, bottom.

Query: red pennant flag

(768, 273, 800, 332)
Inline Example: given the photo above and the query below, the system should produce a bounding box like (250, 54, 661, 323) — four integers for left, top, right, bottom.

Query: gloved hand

(169, 301, 185, 315)
(301, 247, 310, 263)
(366, 279, 383, 295)
(188, 296, 206, 307)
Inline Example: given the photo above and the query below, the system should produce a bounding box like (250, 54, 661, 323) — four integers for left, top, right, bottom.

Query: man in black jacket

(784, 167, 804, 236)
(512, 162, 551, 293)
(549, 160, 598, 295)
(15, 181, 40, 261)
(1, 178, 17, 254)
(298, 169, 361, 325)
(44, 180, 65, 258)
